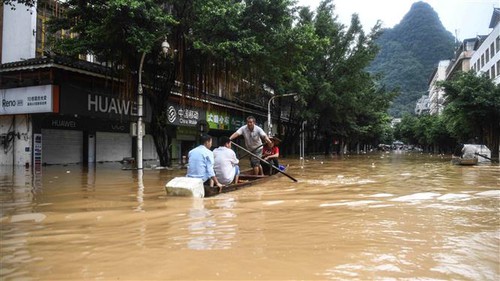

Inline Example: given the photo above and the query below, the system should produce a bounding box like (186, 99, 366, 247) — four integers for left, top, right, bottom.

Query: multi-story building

(427, 60, 450, 115)
(470, 8, 500, 85)
(0, 1, 274, 166)
(445, 37, 479, 80)
(427, 8, 499, 119)
(414, 95, 430, 116)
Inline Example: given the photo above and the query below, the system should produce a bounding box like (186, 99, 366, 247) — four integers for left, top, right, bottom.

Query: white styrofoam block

(165, 177, 205, 198)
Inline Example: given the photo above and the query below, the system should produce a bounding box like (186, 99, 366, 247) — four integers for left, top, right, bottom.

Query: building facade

(1, 1, 276, 167)
(426, 8, 499, 118)
(414, 95, 430, 116)
(470, 8, 500, 85)
(427, 60, 450, 115)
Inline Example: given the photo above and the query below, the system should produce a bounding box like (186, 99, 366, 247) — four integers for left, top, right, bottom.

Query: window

(490, 43, 495, 58)
(491, 65, 495, 79)
(481, 54, 485, 68)
(497, 61, 500, 77)
(486, 49, 489, 63)
(497, 36, 500, 53)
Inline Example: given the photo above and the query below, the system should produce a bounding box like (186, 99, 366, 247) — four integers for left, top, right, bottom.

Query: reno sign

(0, 85, 59, 115)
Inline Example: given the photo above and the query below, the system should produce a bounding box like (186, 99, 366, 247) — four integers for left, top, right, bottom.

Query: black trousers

(261, 158, 279, 175)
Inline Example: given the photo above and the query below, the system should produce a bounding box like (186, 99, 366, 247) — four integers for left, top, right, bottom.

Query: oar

(238, 143, 264, 159)
(474, 152, 498, 163)
(231, 141, 298, 182)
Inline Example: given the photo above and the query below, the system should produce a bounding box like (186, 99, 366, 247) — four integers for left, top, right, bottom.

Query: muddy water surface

(1, 153, 499, 280)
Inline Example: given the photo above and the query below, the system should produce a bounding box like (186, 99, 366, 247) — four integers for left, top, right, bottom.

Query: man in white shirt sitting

(214, 136, 240, 187)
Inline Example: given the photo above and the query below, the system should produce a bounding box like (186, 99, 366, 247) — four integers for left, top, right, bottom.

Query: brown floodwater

(1, 152, 499, 280)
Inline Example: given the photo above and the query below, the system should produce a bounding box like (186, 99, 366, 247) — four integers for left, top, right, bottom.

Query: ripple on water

(320, 200, 379, 207)
(437, 193, 472, 201)
(367, 193, 394, 198)
(9, 213, 46, 223)
(390, 192, 441, 202)
(475, 190, 500, 198)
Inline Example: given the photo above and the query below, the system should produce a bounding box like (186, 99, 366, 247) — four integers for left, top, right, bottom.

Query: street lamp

(136, 38, 170, 170)
(267, 93, 298, 136)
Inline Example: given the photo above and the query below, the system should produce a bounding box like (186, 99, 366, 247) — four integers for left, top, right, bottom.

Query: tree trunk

(150, 117, 171, 167)
(486, 122, 499, 160)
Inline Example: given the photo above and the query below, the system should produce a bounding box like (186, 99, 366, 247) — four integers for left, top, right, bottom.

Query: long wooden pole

(475, 152, 498, 163)
(238, 143, 264, 159)
(231, 141, 298, 182)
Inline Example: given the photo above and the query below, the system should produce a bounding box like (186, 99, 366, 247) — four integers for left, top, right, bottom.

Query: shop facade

(1, 57, 271, 167)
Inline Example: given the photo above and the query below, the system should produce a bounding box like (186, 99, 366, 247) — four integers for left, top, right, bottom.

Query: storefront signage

(33, 134, 42, 166)
(207, 110, 230, 130)
(87, 94, 136, 116)
(0, 85, 58, 115)
(167, 104, 204, 127)
(51, 119, 77, 128)
(230, 116, 245, 130)
(59, 83, 151, 122)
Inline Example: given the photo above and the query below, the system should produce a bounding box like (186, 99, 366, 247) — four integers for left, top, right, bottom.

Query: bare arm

(229, 132, 240, 141)
(263, 135, 272, 146)
(264, 148, 279, 160)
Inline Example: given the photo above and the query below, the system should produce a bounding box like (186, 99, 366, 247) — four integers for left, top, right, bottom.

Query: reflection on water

(0, 153, 499, 280)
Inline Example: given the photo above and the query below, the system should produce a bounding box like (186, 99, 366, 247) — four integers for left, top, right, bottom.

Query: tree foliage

(293, 0, 394, 155)
(439, 71, 500, 158)
(6, 0, 397, 161)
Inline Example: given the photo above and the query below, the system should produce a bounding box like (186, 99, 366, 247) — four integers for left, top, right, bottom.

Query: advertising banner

(207, 110, 231, 130)
(1, 85, 58, 115)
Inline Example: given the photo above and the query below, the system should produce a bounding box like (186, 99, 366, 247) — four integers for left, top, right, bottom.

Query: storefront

(1, 56, 272, 166)
(166, 103, 205, 163)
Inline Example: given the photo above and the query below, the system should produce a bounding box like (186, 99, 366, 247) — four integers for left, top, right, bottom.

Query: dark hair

(246, 116, 256, 122)
(220, 136, 231, 146)
(200, 134, 212, 145)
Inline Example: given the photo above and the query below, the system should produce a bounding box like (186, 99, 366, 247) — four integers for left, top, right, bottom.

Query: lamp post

(267, 93, 298, 136)
(136, 38, 170, 170)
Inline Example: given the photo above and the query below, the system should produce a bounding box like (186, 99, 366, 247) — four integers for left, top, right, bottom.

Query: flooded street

(1, 153, 499, 280)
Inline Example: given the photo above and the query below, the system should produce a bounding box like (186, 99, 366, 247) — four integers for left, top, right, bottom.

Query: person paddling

(229, 116, 272, 175)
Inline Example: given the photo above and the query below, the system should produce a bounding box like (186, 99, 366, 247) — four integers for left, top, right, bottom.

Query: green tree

(439, 71, 500, 159)
(300, 0, 392, 155)
(47, 0, 296, 166)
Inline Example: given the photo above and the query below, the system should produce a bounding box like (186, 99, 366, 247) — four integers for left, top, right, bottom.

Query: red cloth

(263, 146, 279, 157)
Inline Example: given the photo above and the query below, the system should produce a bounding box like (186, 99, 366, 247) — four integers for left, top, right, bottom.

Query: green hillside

(369, 1, 455, 117)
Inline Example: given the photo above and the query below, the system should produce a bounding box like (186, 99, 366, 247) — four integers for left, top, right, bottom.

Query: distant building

(428, 60, 450, 115)
(415, 95, 430, 115)
(1, 0, 68, 63)
(470, 8, 500, 85)
(390, 118, 401, 128)
(433, 7, 500, 120)
(445, 37, 481, 80)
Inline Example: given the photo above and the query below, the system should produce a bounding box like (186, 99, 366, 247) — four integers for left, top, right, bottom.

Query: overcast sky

(296, 0, 499, 40)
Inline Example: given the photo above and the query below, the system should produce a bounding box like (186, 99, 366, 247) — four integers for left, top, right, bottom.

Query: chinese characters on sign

(27, 95, 48, 106)
(207, 111, 230, 130)
(1, 85, 56, 115)
(167, 104, 204, 127)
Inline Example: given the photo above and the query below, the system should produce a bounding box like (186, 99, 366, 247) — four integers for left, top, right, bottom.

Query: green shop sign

(207, 110, 230, 130)
(206, 110, 246, 130)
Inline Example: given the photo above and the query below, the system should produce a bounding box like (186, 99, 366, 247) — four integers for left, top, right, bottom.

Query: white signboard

(1, 85, 56, 115)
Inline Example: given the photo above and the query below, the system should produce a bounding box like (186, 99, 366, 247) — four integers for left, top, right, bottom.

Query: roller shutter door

(42, 129, 83, 164)
(96, 132, 132, 162)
